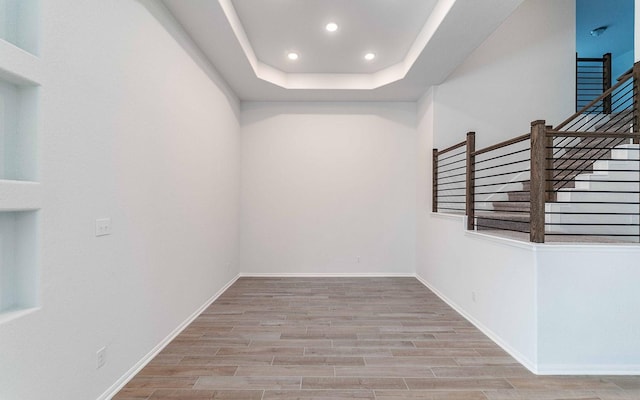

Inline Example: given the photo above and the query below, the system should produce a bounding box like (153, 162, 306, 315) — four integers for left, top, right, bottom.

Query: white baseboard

(536, 364, 640, 375)
(238, 272, 415, 278)
(413, 273, 539, 374)
(97, 274, 241, 400)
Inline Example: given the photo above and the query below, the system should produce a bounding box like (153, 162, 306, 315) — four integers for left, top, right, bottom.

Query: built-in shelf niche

(0, 210, 38, 317)
(0, 75, 38, 181)
(0, 0, 39, 55)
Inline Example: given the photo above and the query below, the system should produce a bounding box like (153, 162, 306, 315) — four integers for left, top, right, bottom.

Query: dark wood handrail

(556, 71, 633, 131)
(617, 66, 634, 81)
(471, 133, 530, 157)
(436, 140, 466, 156)
(547, 130, 640, 139)
(578, 57, 609, 62)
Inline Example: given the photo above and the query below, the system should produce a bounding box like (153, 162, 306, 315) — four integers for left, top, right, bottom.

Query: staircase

(477, 136, 632, 234)
(436, 62, 640, 243)
(546, 143, 640, 238)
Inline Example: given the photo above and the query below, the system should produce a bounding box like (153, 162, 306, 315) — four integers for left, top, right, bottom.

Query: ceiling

(230, 0, 438, 74)
(161, 0, 524, 102)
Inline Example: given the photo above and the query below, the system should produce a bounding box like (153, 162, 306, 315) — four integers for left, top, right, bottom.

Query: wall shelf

(0, 210, 39, 317)
(0, 76, 38, 181)
(0, 180, 41, 210)
(0, 0, 40, 323)
(0, 40, 42, 85)
(0, 0, 40, 56)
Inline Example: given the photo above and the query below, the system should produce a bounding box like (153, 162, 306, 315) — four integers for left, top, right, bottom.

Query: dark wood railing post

(603, 53, 612, 114)
(633, 61, 640, 144)
(432, 148, 438, 212)
(530, 120, 547, 243)
(465, 132, 476, 230)
(545, 125, 555, 202)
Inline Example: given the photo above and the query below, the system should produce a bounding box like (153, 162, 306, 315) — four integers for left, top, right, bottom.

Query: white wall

(416, 215, 538, 370)
(537, 246, 640, 373)
(0, 1, 241, 399)
(415, 0, 576, 373)
(416, 1, 640, 374)
(240, 102, 416, 275)
(433, 0, 576, 149)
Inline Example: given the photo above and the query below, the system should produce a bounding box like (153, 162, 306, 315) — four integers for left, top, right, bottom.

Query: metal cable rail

(468, 133, 532, 235)
(576, 53, 611, 113)
(431, 61, 640, 243)
(432, 136, 470, 214)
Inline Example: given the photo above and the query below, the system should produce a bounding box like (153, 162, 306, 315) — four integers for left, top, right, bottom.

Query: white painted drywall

(433, 0, 576, 150)
(0, 1, 240, 399)
(240, 102, 416, 275)
(416, 1, 640, 373)
(415, 0, 577, 372)
(536, 246, 640, 374)
(416, 215, 538, 369)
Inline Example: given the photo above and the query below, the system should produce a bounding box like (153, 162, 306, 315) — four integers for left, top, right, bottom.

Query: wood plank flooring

(113, 277, 640, 400)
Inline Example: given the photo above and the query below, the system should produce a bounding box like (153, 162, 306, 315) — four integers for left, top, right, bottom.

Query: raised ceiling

(161, 0, 524, 101)
(230, 0, 439, 74)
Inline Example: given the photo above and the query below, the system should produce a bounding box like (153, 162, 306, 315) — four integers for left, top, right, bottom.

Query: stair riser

(556, 191, 639, 202)
(574, 180, 639, 191)
(476, 218, 529, 232)
(593, 159, 640, 171)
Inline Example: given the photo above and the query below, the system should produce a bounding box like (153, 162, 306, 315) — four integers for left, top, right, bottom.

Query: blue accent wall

(577, 0, 634, 79)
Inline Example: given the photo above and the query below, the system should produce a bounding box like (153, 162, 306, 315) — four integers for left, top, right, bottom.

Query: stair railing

(576, 53, 612, 114)
(432, 134, 472, 214)
(433, 61, 640, 243)
(534, 62, 640, 242)
(467, 132, 532, 237)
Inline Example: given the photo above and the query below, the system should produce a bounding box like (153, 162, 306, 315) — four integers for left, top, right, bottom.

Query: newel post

(432, 148, 438, 212)
(603, 53, 612, 114)
(530, 120, 547, 243)
(545, 125, 555, 202)
(465, 132, 476, 230)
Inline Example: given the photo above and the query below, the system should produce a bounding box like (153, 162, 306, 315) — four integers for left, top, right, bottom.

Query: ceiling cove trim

(217, 0, 457, 90)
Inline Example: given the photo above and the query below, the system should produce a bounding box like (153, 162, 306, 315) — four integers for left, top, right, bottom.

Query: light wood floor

(114, 277, 640, 399)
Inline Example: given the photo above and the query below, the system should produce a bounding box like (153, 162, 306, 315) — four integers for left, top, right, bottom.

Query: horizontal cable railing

(536, 63, 640, 242)
(432, 135, 470, 214)
(431, 62, 640, 244)
(468, 133, 531, 236)
(557, 65, 635, 135)
(544, 130, 640, 242)
(576, 53, 611, 113)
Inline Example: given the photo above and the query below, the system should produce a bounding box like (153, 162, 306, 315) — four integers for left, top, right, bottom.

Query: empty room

(1, 0, 639, 399)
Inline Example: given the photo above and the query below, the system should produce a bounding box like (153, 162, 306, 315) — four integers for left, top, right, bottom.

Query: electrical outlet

(95, 218, 112, 236)
(96, 346, 107, 369)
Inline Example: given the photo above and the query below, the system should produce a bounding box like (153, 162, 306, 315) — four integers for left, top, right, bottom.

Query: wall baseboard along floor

(238, 272, 416, 278)
(413, 273, 539, 374)
(97, 274, 242, 400)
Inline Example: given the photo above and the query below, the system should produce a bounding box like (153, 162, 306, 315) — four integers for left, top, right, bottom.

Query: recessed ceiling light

(287, 52, 299, 61)
(325, 22, 338, 32)
(590, 26, 607, 37)
(364, 53, 376, 61)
